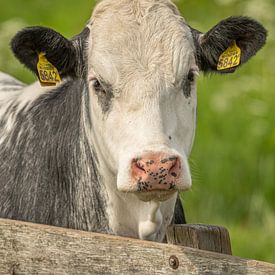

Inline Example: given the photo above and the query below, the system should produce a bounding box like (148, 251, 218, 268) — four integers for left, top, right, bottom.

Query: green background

(1, 0, 274, 263)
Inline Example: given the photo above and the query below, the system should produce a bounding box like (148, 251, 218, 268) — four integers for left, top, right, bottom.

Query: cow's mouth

(135, 190, 177, 202)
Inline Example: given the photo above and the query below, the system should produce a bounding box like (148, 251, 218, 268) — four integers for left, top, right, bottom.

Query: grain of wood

(166, 224, 232, 255)
(0, 219, 274, 275)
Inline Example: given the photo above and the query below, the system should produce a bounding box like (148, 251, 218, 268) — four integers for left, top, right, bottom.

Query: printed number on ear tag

(37, 53, 61, 86)
(217, 41, 241, 71)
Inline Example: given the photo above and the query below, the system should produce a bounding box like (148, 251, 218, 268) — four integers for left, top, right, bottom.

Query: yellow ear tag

(37, 53, 61, 86)
(217, 41, 241, 71)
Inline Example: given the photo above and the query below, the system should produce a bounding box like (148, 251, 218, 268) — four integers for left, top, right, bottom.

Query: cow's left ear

(11, 26, 89, 78)
(192, 17, 267, 73)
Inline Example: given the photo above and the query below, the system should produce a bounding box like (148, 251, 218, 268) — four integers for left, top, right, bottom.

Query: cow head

(11, 1, 267, 204)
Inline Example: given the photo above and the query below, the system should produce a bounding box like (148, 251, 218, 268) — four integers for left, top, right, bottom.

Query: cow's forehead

(88, 0, 196, 87)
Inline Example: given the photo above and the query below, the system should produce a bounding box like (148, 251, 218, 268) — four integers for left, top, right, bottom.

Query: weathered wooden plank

(166, 224, 232, 255)
(0, 218, 274, 275)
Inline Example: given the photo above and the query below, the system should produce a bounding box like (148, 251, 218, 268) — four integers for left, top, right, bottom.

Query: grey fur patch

(0, 87, 22, 92)
(83, 84, 93, 128)
(0, 79, 24, 86)
(96, 89, 114, 114)
(71, 27, 90, 78)
(0, 79, 25, 92)
(182, 79, 192, 98)
(95, 78, 114, 114)
(0, 79, 110, 233)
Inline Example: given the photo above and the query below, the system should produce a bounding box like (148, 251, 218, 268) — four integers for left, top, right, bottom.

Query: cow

(0, 0, 267, 242)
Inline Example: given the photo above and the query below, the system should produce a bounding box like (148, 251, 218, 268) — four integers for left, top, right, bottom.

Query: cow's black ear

(192, 17, 267, 73)
(11, 26, 89, 78)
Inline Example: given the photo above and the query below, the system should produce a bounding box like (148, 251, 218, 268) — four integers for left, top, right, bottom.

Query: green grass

(1, 0, 275, 264)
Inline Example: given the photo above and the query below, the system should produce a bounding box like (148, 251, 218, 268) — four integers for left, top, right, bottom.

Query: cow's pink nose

(131, 153, 181, 192)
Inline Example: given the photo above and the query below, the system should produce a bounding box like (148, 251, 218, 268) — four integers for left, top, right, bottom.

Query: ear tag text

(217, 41, 241, 71)
(37, 53, 61, 86)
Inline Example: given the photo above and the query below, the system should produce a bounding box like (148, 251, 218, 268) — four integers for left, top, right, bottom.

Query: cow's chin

(134, 190, 177, 202)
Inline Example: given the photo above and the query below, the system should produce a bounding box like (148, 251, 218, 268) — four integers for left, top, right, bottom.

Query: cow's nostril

(168, 157, 181, 177)
(169, 158, 177, 169)
(159, 156, 178, 172)
(132, 159, 147, 179)
(136, 160, 146, 172)
(171, 172, 177, 177)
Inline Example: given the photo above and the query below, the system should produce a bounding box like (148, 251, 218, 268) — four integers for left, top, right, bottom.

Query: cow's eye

(91, 78, 113, 113)
(187, 70, 195, 82)
(93, 79, 103, 92)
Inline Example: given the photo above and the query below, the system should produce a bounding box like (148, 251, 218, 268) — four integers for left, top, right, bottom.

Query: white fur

(86, 0, 198, 240)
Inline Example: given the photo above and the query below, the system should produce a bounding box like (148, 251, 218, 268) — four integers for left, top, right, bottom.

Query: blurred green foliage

(179, 0, 275, 264)
(1, 0, 274, 263)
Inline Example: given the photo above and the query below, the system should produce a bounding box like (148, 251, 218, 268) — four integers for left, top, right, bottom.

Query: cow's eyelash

(90, 73, 113, 92)
(188, 71, 195, 82)
(90, 77, 108, 94)
(92, 79, 103, 92)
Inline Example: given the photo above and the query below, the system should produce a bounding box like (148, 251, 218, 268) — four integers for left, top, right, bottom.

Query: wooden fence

(0, 218, 274, 274)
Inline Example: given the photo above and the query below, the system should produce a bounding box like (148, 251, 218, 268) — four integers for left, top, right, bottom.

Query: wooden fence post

(166, 224, 232, 255)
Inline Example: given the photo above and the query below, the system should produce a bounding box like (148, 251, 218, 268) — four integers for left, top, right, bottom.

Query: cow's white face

(87, 0, 197, 201)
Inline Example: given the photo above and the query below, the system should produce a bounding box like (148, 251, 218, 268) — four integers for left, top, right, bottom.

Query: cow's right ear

(191, 17, 267, 73)
(11, 26, 83, 79)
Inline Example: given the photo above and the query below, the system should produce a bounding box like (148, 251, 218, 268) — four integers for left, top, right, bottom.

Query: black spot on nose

(171, 172, 177, 177)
